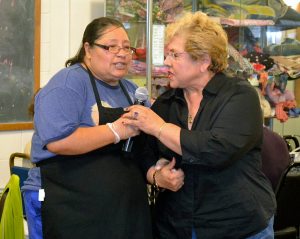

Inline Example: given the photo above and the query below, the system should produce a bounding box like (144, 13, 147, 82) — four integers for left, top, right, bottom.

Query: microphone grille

(135, 87, 149, 102)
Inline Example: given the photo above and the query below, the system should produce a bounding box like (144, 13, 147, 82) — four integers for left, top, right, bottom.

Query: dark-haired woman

(22, 17, 153, 239)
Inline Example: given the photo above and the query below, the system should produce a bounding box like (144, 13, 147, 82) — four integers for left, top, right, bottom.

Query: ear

(84, 42, 92, 59)
(198, 54, 211, 72)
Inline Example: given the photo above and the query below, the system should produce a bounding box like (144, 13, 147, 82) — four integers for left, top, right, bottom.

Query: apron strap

(85, 66, 134, 125)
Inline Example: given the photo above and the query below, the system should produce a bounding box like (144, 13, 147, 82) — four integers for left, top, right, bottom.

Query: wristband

(106, 123, 120, 144)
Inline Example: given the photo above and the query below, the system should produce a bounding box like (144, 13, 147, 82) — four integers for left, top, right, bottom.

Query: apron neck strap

(85, 65, 134, 125)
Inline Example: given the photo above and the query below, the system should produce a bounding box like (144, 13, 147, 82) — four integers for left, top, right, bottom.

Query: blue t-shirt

(23, 63, 146, 191)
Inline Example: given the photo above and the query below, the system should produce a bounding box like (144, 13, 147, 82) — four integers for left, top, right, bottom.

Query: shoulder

(216, 73, 258, 100)
(151, 88, 176, 113)
(58, 64, 89, 88)
(120, 79, 138, 93)
(219, 73, 254, 91)
(38, 64, 89, 99)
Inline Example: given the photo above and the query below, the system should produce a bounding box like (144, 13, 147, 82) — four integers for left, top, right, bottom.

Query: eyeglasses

(93, 43, 136, 55)
(164, 51, 187, 61)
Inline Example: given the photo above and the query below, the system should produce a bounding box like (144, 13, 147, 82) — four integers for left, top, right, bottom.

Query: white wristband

(106, 123, 120, 144)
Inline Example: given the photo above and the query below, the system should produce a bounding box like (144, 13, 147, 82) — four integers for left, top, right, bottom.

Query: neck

(184, 71, 214, 95)
(184, 90, 202, 128)
(81, 62, 119, 86)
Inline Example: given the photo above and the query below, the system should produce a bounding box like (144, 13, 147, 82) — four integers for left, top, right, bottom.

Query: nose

(164, 56, 171, 66)
(116, 49, 127, 57)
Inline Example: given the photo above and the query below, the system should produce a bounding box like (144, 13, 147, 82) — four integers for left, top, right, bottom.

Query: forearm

(157, 123, 182, 155)
(47, 125, 115, 155)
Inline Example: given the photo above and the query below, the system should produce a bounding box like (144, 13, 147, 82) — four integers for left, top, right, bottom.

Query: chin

(115, 75, 126, 80)
(115, 70, 128, 78)
(169, 81, 178, 89)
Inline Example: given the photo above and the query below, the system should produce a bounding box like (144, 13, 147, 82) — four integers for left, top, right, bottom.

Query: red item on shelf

(135, 48, 147, 60)
(252, 63, 266, 72)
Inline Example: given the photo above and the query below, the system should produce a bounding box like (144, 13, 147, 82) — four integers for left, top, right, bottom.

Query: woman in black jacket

(123, 12, 276, 239)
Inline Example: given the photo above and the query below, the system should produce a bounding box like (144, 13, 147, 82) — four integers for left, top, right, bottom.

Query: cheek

(173, 63, 186, 75)
(98, 56, 113, 71)
(99, 53, 110, 64)
(94, 49, 111, 61)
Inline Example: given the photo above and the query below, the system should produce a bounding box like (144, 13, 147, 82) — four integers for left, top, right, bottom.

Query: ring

(133, 111, 139, 119)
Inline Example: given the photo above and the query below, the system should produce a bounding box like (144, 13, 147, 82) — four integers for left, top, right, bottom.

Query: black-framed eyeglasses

(93, 43, 136, 55)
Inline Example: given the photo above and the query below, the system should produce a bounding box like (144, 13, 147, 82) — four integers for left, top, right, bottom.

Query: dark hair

(28, 88, 41, 118)
(65, 17, 125, 67)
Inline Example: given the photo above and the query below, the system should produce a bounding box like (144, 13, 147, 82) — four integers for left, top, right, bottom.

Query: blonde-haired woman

(123, 12, 276, 239)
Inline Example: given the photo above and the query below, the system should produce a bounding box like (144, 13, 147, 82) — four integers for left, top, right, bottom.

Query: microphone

(122, 87, 149, 152)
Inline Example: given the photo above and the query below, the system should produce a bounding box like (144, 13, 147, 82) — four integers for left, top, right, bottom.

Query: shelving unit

(105, 0, 300, 127)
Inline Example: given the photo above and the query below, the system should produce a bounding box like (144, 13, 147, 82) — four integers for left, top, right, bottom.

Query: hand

(155, 158, 184, 192)
(155, 158, 170, 170)
(122, 105, 165, 138)
(112, 117, 140, 140)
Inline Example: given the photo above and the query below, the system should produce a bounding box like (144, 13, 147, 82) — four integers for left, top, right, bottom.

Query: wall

(0, 0, 105, 189)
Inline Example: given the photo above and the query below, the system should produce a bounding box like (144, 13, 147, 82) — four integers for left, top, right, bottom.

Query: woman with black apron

(22, 17, 153, 239)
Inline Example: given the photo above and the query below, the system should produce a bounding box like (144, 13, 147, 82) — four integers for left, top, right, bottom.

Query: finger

(157, 158, 170, 167)
(122, 118, 138, 127)
(133, 111, 139, 119)
(121, 111, 132, 119)
(177, 169, 185, 177)
(165, 157, 176, 170)
(124, 106, 134, 112)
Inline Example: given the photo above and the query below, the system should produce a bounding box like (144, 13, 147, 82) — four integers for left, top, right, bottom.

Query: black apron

(39, 68, 153, 239)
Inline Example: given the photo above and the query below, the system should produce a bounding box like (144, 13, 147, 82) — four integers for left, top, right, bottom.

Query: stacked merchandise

(106, 0, 300, 112)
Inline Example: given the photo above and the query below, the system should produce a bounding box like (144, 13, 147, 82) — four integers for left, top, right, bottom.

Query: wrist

(153, 169, 162, 192)
(157, 122, 167, 140)
(106, 123, 120, 144)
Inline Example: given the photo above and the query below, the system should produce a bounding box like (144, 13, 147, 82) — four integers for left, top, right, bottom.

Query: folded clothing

(264, 39, 300, 56)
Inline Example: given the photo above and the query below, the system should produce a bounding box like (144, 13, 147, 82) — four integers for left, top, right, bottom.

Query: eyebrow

(168, 49, 182, 52)
(101, 39, 130, 44)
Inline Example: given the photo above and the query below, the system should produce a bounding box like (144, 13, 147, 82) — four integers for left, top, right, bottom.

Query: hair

(65, 17, 125, 67)
(28, 88, 41, 118)
(165, 11, 228, 73)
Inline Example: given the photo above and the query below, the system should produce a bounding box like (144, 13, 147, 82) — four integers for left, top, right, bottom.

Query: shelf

(220, 18, 275, 27)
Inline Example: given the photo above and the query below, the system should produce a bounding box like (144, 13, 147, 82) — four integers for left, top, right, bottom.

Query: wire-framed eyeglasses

(93, 43, 136, 55)
(164, 51, 187, 61)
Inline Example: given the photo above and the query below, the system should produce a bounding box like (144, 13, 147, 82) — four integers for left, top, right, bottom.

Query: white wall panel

(69, 0, 105, 57)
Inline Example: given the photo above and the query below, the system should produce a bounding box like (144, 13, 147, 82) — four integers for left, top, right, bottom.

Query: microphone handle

(122, 101, 145, 152)
(122, 137, 133, 152)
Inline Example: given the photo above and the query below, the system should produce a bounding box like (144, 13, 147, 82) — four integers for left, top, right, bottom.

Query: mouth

(168, 71, 174, 79)
(114, 62, 127, 70)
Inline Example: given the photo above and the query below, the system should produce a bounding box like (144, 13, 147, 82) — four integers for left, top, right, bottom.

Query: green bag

(0, 175, 25, 239)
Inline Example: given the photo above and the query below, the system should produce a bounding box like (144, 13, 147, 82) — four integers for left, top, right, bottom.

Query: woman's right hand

(148, 158, 185, 192)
